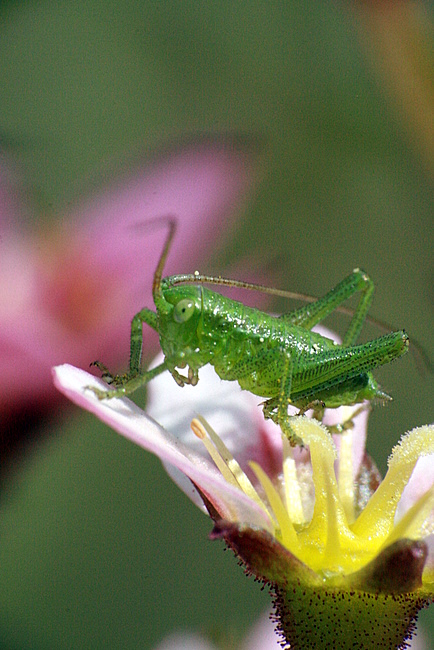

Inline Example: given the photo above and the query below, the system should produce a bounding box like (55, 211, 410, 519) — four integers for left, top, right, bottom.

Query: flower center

(192, 416, 434, 580)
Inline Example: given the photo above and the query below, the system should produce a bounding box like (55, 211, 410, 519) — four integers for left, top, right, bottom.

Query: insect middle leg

(222, 346, 302, 446)
(260, 350, 306, 446)
(280, 268, 374, 346)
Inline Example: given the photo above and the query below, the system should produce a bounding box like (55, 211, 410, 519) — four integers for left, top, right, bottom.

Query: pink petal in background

(0, 137, 256, 412)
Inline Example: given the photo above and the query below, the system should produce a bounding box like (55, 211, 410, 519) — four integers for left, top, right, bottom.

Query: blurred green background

(0, 1, 432, 648)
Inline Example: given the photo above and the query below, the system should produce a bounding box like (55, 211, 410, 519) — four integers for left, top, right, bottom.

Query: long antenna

(150, 216, 177, 303)
(166, 273, 431, 376)
(166, 273, 315, 301)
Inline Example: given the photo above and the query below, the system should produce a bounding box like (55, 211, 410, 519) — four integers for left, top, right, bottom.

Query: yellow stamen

(281, 435, 305, 524)
(249, 460, 300, 551)
(191, 417, 272, 518)
(192, 413, 433, 581)
(291, 417, 355, 569)
(352, 425, 434, 539)
(191, 418, 240, 489)
(337, 429, 356, 524)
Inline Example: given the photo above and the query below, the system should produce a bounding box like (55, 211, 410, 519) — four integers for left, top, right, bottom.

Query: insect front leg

(188, 366, 199, 385)
(90, 307, 166, 399)
(166, 365, 198, 388)
(281, 268, 374, 346)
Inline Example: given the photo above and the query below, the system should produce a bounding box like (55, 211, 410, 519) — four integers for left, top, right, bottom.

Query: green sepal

(211, 521, 433, 650)
(210, 520, 321, 586)
(349, 538, 427, 593)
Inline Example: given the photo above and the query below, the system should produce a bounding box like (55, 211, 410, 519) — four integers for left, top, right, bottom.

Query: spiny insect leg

(276, 349, 300, 445)
(128, 308, 159, 375)
(262, 401, 302, 447)
(90, 360, 115, 383)
(281, 269, 374, 346)
(292, 330, 408, 396)
(297, 399, 326, 417)
(90, 307, 161, 399)
(261, 348, 303, 446)
(165, 365, 199, 387)
(89, 362, 167, 400)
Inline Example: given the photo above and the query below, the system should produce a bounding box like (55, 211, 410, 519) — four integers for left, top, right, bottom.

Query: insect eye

(173, 299, 196, 323)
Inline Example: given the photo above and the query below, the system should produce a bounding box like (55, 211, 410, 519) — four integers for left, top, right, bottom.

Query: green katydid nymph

(90, 218, 409, 445)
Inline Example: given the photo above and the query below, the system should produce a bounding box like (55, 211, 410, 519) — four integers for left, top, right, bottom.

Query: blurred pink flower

(0, 138, 255, 413)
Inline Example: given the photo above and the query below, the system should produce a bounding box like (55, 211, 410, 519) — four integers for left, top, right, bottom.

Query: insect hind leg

(281, 268, 374, 346)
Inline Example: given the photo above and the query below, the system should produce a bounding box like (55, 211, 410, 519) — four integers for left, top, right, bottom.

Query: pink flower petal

(395, 453, 434, 575)
(74, 139, 254, 276)
(240, 609, 282, 650)
(52, 363, 274, 532)
(396, 455, 434, 518)
(2, 139, 255, 409)
(146, 352, 284, 489)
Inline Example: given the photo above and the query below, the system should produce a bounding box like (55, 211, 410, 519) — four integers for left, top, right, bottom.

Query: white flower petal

(52, 364, 274, 532)
(395, 454, 434, 520)
(153, 632, 216, 650)
(240, 609, 282, 650)
(147, 353, 286, 486)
